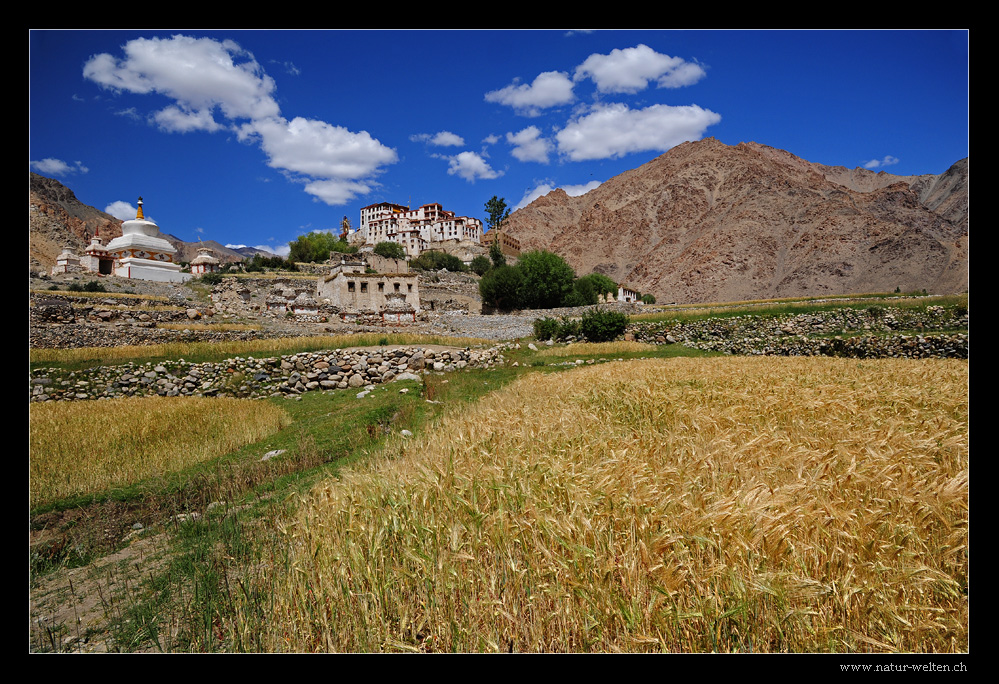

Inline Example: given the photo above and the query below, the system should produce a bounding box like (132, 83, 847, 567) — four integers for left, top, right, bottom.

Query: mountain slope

(503, 138, 968, 303)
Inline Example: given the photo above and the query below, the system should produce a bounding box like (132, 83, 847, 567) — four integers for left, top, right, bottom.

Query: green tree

(641, 293, 656, 304)
(373, 241, 406, 260)
(469, 255, 491, 276)
(288, 231, 356, 263)
(488, 240, 506, 268)
(484, 196, 510, 232)
(578, 272, 617, 299)
(410, 250, 466, 272)
(517, 250, 576, 309)
(479, 264, 523, 310)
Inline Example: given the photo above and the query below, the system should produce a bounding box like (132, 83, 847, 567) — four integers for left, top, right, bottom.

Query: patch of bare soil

(29, 531, 174, 652)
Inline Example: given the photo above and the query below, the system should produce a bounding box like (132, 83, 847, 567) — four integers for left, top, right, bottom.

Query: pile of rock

(29, 345, 511, 403)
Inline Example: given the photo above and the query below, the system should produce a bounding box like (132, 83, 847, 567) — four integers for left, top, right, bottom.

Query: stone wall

(30, 344, 512, 403)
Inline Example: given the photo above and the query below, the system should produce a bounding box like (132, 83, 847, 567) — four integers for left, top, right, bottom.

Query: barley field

(246, 356, 968, 652)
(29, 396, 292, 507)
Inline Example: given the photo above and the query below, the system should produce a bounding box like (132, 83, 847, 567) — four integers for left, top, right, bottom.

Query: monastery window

(394, 282, 401, 292)
(348, 281, 355, 292)
(361, 282, 368, 293)
(378, 282, 384, 292)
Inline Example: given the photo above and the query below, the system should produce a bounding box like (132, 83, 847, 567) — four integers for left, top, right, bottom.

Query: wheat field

(29, 396, 292, 507)
(235, 356, 967, 652)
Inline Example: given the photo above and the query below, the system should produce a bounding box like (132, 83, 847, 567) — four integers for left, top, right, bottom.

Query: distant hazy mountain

(503, 138, 968, 303)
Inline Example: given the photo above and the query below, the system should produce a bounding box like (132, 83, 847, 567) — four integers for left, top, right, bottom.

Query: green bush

(200, 272, 224, 286)
(479, 264, 523, 310)
(470, 255, 491, 276)
(580, 309, 628, 342)
(373, 241, 407, 260)
(556, 317, 582, 341)
(411, 251, 466, 272)
(533, 317, 559, 341)
(641, 293, 656, 305)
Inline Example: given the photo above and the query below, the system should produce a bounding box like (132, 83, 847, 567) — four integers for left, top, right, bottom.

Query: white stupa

(105, 197, 190, 282)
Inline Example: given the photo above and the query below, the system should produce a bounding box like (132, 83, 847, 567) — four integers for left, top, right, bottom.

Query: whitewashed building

(351, 202, 482, 258)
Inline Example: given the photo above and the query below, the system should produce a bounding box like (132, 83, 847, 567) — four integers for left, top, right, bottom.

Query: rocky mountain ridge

(28, 173, 270, 271)
(503, 138, 968, 304)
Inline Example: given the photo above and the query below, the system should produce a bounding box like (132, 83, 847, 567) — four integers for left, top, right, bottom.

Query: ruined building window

(361, 282, 368, 293)
(378, 282, 384, 292)
(394, 282, 401, 292)
(407, 283, 413, 292)
(348, 281, 355, 292)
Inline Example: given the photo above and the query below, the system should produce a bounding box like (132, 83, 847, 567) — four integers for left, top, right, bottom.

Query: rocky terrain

(503, 138, 968, 304)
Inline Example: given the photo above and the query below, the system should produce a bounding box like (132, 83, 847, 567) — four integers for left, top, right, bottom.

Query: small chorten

(105, 197, 190, 282)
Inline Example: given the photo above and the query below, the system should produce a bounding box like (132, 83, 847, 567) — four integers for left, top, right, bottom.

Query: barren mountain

(503, 138, 968, 304)
(29, 173, 256, 271)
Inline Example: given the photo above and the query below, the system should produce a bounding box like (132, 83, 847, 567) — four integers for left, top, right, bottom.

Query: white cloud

(83, 35, 280, 123)
(506, 126, 553, 163)
(412, 131, 466, 147)
(445, 151, 503, 182)
(238, 115, 397, 183)
(556, 103, 721, 161)
(515, 179, 602, 210)
(515, 183, 556, 209)
(30, 158, 88, 176)
(104, 200, 142, 221)
(152, 104, 223, 133)
(864, 155, 900, 169)
(303, 178, 375, 205)
(562, 180, 602, 196)
(482, 134, 500, 145)
(485, 71, 575, 116)
(574, 44, 706, 93)
(83, 35, 395, 206)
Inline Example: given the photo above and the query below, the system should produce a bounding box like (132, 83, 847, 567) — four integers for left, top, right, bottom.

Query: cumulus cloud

(562, 180, 602, 196)
(556, 103, 721, 161)
(514, 178, 603, 210)
(445, 151, 503, 182)
(104, 200, 143, 221)
(82, 35, 397, 206)
(83, 35, 280, 128)
(864, 155, 900, 169)
(506, 126, 553, 163)
(238, 116, 397, 181)
(30, 158, 89, 176)
(152, 105, 223, 133)
(485, 71, 575, 116)
(574, 44, 706, 93)
(411, 131, 466, 147)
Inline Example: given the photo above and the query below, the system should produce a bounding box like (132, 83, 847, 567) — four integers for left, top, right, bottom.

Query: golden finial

(136, 197, 144, 220)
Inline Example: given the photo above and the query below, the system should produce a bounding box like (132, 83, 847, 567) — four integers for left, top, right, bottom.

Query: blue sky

(29, 29, 969, 257)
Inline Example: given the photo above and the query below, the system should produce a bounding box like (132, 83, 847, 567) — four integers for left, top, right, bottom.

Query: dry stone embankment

(627, 304, 968, 359)
(29, 345, 511, 403)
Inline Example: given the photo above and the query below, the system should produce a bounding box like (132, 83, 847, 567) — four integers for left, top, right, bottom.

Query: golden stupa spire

(136, 197, 144, 220)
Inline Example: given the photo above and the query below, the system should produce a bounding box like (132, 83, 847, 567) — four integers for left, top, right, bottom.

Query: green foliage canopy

(479, 264, 524, 310)
(373, 241, 407, 260)
(469, 255, 491, 276)
(484, 196, 510, 232)
(516, 250, 576, 310)
(288, 231, 357, 263)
